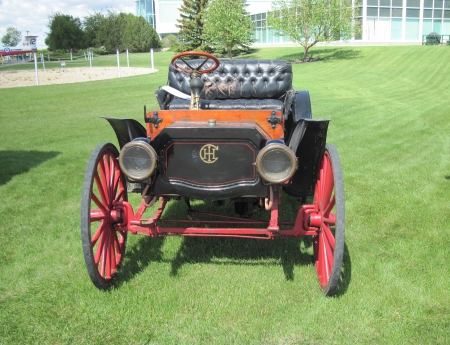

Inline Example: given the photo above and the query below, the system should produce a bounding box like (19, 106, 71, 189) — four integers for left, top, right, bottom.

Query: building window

(406, 8, 420, 17)
(380, 7, 391, 16)
(424, 9, 433, 17)
(367, 7, 379, 15)
(406, 19, 420, 39)
(392, 8, 403, 16)
(391, 18, 403, 39)
(407, 0, 420, 7)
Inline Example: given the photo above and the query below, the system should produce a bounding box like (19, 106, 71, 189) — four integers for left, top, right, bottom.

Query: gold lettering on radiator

(199, 144, 219, 164)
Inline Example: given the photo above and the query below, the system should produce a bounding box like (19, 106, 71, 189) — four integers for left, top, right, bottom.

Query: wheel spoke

(317, 233, 329, 285)
(90, 209, 105, 222)
(105, 232, 112, 279)
(94, 228, 106, 265)
(94, 170, 108, 210)
(99, 229, 109, 278)
(109, 230, 116, 276)
(91, 193, 108, 217)
(324, 234, 334, 279)
(100, 155, 112, 207)
(108, 155, 116, 202)
(323, 195, 335, 218)
(91, 221, 104, 247)
(322, 158, 334, 211)
(322, 223, 336, 251)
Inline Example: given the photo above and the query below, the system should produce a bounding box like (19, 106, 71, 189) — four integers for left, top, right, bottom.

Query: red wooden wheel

(171, 51, 220, 74)
(81, 143, 128, 289)
(313, 144, 345, 296)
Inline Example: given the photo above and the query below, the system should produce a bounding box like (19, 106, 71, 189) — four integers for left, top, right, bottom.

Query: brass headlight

(119, 140, 157, 180)
(256, 143, 297, 184)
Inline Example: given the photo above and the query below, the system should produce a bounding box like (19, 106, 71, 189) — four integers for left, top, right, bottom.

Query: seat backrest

(168, 59, 293, 100)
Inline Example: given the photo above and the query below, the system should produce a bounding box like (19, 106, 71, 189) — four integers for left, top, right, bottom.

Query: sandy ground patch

(0, 67, 158, 89)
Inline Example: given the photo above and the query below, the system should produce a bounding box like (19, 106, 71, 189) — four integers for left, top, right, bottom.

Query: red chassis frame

(112, 191, 321, 240)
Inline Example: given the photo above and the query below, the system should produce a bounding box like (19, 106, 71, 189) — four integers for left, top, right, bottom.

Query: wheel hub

(109, 208, 123, 224)
(309, 213, 323, 228)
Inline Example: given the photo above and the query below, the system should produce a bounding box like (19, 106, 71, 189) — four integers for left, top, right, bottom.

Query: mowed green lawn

(0, 46, 449, 344)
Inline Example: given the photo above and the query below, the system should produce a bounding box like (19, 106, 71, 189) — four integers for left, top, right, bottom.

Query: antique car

(81, 52, 345, 296)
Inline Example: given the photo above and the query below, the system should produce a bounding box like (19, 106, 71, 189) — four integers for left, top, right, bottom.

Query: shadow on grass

(334, 242, 352, 297)
(278, 48, 361, 63)
(112, 236, 166, 288)
(169, 236, 313, 282)
(445, 175, 450, 180)
(0, 150, 61, 185)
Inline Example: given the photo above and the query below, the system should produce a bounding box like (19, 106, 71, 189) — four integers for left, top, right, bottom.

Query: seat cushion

(168, 98, 284, 111)
(168, 59, 293, 100)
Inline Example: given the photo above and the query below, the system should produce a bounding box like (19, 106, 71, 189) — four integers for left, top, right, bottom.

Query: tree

(45, 13, 85, 51)
(267, 0, 360, 61)
(1, 27, 22, 47)
(83, 11, 106, 48)
(122, 15, 161, 52)
(176, 0, 209, 51)
(202, 0, 254, 58)
(96, 11, 161, 53)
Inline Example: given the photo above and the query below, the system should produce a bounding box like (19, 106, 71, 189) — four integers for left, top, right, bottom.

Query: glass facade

(249, 0, 450, 43)
(250, 12, 293, 43)
(135, 0, 156, 28)
(149, 0, 449, 43)
(358, 0, 450, 41)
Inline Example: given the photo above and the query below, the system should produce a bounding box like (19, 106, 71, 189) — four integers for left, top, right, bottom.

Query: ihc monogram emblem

(199, 144, 219, 164)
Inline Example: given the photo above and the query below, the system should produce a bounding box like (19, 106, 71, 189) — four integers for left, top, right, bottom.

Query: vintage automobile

(81, 52, 345, 296)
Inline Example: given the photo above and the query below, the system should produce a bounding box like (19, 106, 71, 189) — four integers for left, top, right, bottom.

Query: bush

(87, 46, 108, 55)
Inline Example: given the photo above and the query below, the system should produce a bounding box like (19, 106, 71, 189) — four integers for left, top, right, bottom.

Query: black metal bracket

(267, 111, 282, 129)
(145, 111, 163, 128)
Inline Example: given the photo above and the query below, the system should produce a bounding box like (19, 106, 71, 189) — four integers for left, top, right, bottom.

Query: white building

(136, 0, 450, 44)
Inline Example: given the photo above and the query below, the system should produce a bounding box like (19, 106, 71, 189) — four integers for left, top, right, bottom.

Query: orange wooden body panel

(146, 109, 284, 140)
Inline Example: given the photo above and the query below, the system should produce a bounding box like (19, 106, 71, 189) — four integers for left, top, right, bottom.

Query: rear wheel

(313, 144, 345, 296)
(81, 143, 128, 289)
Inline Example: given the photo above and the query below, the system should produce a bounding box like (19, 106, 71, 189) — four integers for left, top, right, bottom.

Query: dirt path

(0, 67, 158, 88)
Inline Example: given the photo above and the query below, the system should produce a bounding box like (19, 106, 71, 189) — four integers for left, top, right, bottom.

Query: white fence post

(127, 49, 129, 68)
(150, 48, 154, 70)
(34, 53, 39, 86)
(41, 53, 45, 70)
(117, 49, 121, 78)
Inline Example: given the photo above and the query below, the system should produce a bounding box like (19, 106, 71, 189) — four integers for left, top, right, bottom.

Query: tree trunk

(228, 47, 233, 59)
(302, 47, 309, 62)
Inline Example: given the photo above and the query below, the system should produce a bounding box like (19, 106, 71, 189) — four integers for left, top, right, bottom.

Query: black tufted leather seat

(158, 59, 294, 112)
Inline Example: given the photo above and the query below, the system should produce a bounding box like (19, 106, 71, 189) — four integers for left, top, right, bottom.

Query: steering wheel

(171, 51, 220, 75)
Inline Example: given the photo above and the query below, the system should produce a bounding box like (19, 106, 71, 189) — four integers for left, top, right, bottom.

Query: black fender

(292, 90, 312, 122)
(284, 118, 329, 197)
(101, 117, 147, 194)
(101, 117, 147, 149)
(285, 90, 312, 144)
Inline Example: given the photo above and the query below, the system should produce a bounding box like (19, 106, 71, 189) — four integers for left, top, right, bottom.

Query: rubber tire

(313, 144, 345, 296)
(81, 143, 128, 289)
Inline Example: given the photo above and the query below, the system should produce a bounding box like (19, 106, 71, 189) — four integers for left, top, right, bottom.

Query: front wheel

(81, 143, 128, 289)
(313, 144, 345, 296)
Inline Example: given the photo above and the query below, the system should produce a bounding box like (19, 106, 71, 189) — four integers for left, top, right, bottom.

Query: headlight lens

(256, 143, 297, 183)
(119, 141, 157, 180)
